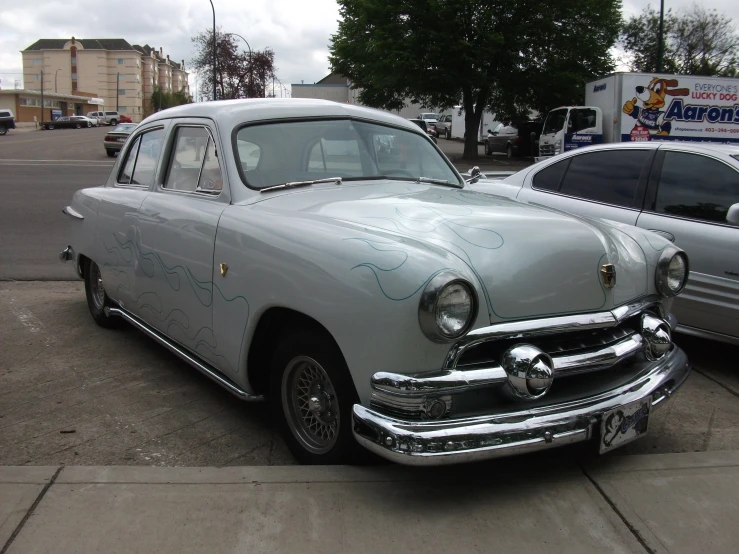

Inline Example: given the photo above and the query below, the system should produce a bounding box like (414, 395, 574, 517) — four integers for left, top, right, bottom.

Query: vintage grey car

(470, 142, 739, 346)
(61, 99, 690, 465)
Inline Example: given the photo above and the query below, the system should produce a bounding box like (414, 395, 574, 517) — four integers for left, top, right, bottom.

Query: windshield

(542, 109, 568, 135)
(234, 119, 460, 189)
(420, 113, 438, 120)
(112, 124, 137, 133)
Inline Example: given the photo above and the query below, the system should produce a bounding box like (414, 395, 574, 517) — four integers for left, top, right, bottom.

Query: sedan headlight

(419, 271, 478, 342)
(655, 247, 689, 297)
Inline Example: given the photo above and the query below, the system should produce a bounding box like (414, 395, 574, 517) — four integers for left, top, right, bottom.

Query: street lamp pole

(226, 33, 252, 98)
(208, 0, 216, 101)
(657, 0, 665, 73)
(55, 68, 61, 93)
(40, 70, 44, 124)
(116, 72, 120, 111)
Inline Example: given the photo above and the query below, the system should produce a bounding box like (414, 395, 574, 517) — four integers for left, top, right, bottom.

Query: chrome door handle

(648, 229, 675, 243)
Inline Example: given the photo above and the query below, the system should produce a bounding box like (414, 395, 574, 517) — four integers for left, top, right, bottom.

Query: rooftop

(24, 38, 135, 51)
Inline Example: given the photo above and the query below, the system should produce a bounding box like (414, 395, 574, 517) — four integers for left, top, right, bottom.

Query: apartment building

(22, 37, 189, 122)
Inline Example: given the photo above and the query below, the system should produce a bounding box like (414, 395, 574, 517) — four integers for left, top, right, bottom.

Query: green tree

(150, 85, 192, 113)
(621, 3, 739, 76)
(330, 0, 621, 159)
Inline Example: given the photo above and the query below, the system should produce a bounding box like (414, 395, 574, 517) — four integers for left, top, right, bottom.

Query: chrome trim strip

(444, 296, 662, 369)
(62, 206, 84, 220)
(554, 334, 644, 375)
(106, 307, 263, 402)
(373, 333, 646, 399)
(354, 346, 690, 466)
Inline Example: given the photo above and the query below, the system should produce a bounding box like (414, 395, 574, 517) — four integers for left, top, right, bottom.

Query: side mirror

(466, 166, 481, 184)
(727, 203, 739, 225)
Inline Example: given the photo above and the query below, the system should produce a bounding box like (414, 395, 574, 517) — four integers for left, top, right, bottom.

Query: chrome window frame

(160, 123, 224, 199)
(114, 125, 166, 189)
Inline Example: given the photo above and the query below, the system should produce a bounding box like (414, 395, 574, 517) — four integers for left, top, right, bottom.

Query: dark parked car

(484, 119, 541, 158)
(408, 118, 437, 144)
(0, 109, 16, 136)
(103, 123, 138, 157)
(44, 116, 92, 130)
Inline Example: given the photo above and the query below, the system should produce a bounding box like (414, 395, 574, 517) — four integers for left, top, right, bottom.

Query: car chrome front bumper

(352, 345, 689, 466)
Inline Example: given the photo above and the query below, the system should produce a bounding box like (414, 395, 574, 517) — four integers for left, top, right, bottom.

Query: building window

(117, 58, 124, 64)
(32, 59, 43, 65)
(118, 89, 126, 95)
(72, 82, 78, 91)
(119, 107, 127, 113)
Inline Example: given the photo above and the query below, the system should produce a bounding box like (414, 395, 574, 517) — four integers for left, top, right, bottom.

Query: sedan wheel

(506, 144, 513, 159)
(48, 124, 54, 130)
(271, 329, 360, 464)
(0, 126, 6, 136)
(75, 123, 81, 129)
(84, 260, 119, 328)
(106, 149, 116, 158)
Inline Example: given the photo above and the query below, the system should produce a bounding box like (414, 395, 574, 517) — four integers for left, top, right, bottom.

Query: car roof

(141, 98, 425, 134)
(578, 141, 739, 157)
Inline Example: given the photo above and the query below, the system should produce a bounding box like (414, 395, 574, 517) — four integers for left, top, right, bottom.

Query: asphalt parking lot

(1, 127, 737, 468)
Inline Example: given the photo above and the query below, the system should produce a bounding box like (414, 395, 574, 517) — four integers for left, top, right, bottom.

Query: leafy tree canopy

(329, 0, 621, 159)
(191, 28, 277, 100)
(621, 3, 739, 77)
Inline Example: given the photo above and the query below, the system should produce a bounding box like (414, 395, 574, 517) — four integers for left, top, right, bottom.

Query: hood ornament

(600, 263, 617, 289)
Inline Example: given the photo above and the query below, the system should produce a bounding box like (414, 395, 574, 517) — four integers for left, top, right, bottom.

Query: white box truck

(537, 72, 739, 159)
(450, 106, 498, 142)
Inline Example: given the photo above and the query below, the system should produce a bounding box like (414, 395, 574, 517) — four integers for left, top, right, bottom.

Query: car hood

(252, 182, 654, 324)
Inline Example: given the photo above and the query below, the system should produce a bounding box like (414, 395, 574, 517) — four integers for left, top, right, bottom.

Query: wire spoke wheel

(89, 262, 106, 310)
(282, 356, 340, 454)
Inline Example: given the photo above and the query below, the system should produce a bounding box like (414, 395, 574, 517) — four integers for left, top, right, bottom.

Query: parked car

(0, 109, 16, 136)
(484, 120, 541, 158)
(408, 118, 437, 143)
(470, 141, 739, 345)
(89, 111, 120, 125)
(60, 99, 690, 466)
(434, 114, 453, 139)
(44, 116, 92, 130)
(103, 123, 138, 157)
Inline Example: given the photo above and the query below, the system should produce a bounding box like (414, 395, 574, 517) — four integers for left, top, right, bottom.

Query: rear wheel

(84, 260, 120, 328)
(110, 119, 118, 126)
(0, 126, 7, 136)
(506, 143, 513, 158)
(106, 149, 116, 157)
(271, 329, 361, 464)
(75, 123, 81, 129)
(47, 124, 54, 130)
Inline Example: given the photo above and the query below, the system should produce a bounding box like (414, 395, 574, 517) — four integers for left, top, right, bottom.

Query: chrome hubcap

(90, 262, 105, 310)
(282, 356, 339, 454)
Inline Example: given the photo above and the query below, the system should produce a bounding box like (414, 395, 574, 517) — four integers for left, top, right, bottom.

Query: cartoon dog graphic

(623, 77, 689, 136)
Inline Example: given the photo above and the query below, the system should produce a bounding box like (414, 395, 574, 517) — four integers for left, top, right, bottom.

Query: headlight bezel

(419, 271, 478, 343)
(655, 247, 689, 297)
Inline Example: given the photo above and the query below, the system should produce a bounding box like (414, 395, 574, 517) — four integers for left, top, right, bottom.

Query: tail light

(104, 136, 116, 142)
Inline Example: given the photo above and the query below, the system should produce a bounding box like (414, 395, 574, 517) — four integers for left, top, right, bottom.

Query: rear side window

(557, 150, 651, 208)
(532, 158, 569, 191)
(165, 126, 222, 194)
(654, 152, 739, 223)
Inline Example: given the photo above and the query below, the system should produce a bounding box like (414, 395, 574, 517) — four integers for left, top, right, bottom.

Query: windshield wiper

(260, 177, 342, 193)
(416, 176, 459, 187)
(342, 175, 461, 188)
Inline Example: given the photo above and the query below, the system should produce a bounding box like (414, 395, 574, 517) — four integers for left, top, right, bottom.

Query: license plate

(117, 137, 126, 142)
(599, 398, 651, 454)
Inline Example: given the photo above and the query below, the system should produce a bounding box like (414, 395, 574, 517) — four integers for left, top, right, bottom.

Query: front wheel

(271, 329, 360, 464)
(47, 124, 54, 130)
(84, 260, 120, 328)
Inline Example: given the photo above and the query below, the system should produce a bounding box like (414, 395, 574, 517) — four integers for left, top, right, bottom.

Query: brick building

(22, 37, 189, 123)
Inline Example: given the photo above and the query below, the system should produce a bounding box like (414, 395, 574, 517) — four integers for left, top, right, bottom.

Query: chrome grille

(538, 144, 556, 157)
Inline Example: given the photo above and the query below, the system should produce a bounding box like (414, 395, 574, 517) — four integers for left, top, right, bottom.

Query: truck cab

(537, 106, 602, 160)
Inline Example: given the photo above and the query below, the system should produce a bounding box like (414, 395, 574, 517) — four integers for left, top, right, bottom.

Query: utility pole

(116, 72, 120, 111)
(40, 70, 44, 124)
(657, 0, 665, 73)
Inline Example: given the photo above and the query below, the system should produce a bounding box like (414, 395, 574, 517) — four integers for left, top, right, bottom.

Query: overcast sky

(1, 0, 737, 97)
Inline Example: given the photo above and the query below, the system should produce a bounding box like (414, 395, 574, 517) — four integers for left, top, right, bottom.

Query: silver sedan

(103, 123, 138, 157)
(470, 141, 739, 345)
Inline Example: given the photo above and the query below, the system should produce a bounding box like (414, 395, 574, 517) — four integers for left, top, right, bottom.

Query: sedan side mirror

(727, 203, 739, 225)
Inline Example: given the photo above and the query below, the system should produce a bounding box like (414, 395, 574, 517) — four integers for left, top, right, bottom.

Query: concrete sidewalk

(1, 452, 737, 554)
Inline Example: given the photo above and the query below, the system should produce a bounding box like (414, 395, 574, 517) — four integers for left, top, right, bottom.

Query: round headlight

(656, 248, 689, 297)
(419, 272, 477, 342)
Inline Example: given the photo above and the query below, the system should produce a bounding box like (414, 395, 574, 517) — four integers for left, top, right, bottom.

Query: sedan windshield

(234, 119, 460, 189)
